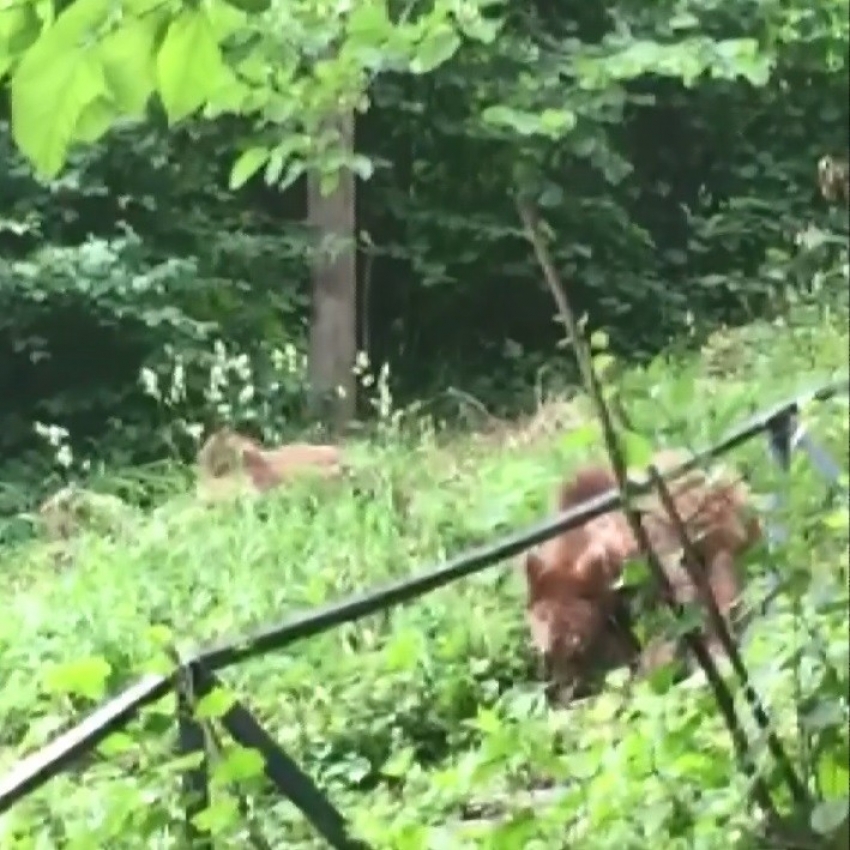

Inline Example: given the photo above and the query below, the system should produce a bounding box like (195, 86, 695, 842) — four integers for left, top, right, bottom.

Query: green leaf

(0, 5, 30, 42)
(646, 658, 679, 694)
(278, 160, 306, 192)
(539, 183, 564, 208)
(481, 104, 542, 136)
(156, 8, 225, 123)
(346, 1, 393, 46)
(380, 746, 415, 778)
(823, 507, 849, 531)
(163, 750, 207, 775)
(349, 153, 374, 181)
(12, 45, 110, 177)
(817, 749, 850, 799)
(589, 329, 609, 350)
(0, 2, 41, 70)
(810, 796, 849, 835)
(20, 714, 67, 749)
(539, 108, 577, 136)
(622, 430, 655, 475)
(384, 628, 424, 670)
(411, 24, 460, 74)
(667, 373, 696, 411)
(43, 656, 112, 700)
(669, 12, 699, 31)
(212, 745, 265, 785)
(97, 731, 138, 757)
(44, 0, 112, 39)
(470, 707, 502, 735)
(74, 96, 116, 143)
(146, 623, 175, 646)
(802, 698, 845, 731)
(8, 0, 114, 173)
(99, 17, 158, 117)
(192, 794, 240, 835)
(456, 13, 501, 44)
(620, 557, 650, 586)
(670, 602, 704, 637)
(229, 146, 269, 189)
(195, 686, 237, 720)
(561, 422, 601, 454)
(593, 352, 616, 375)
(319, 169, 340, 197)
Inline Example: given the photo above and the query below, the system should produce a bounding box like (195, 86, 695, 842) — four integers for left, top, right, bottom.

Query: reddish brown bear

(523, 452, 762, 702)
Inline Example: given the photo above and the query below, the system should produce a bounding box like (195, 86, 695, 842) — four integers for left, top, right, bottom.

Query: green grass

(0, 302, 848, 849)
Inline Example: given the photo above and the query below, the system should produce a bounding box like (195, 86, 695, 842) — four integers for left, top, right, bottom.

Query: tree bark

(307, 110, 357, 431)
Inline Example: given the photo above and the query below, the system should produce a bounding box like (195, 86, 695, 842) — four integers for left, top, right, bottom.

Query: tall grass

(0, 302, 847, 848)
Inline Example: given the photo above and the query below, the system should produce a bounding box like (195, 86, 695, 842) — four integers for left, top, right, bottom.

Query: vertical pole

(765, 412, 797, 546)
(747, 412, 799, 621)
(177, 661, 211, 849)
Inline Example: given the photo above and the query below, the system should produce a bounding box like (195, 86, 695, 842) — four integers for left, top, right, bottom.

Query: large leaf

(346, 1, 393, 46)
(410, 23, 460, 74)
(99, 17, 159, 117)
(229, 146, 269, 189)
(11, 47, 110, 178)
(9, 0, 114, 176)
(74, 96, 118, 143)
(156, 8, 227, 123)
(0, 3, 41, 82)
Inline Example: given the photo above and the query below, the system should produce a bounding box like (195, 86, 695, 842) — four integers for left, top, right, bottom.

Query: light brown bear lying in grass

(195, 427, 344, 501)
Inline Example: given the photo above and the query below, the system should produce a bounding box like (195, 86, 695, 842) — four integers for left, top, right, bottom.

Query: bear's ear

(524, 551, 545, 589)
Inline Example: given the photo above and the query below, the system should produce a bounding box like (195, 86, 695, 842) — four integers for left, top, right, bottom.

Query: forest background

(0, 0, 847, 523)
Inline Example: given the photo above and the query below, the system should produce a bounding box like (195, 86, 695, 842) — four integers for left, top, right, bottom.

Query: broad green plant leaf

(43, 656, 112, 700)
(482, 104, 543, 135)
(346, 1, 394, 46)
(380, 746, 415, 778)
(156, 8, 227, 123)
(411, 23, 460, 74)
(10, 0, 114, 175)
(74, 95, 117, 143)
(811, 795, 849, 835)
(561, 422, 602, 454)
(192, 793, 240, 835)
(539, 107, 577, 135)
(213, 745, 265, 784)
(195, 686, 237, 719)
(0, 3, 41, 82)
(99, 17, 159, 117)
(229, 146, 269, 189)
(12, 47, 110, 178)
(622, 430, 655, 475)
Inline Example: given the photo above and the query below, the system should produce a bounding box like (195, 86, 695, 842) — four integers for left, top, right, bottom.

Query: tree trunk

(307, 111, 357, 432)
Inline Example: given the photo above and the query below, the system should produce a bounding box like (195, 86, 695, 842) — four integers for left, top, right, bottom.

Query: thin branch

(649, 465, 810, 807)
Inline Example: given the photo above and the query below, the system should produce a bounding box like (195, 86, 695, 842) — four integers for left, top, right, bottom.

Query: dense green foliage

(0, 0, 847, 512)
(0, 311, 847, 847)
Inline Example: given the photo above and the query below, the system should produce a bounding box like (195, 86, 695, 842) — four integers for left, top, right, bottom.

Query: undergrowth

(0, 300, 847, 848)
